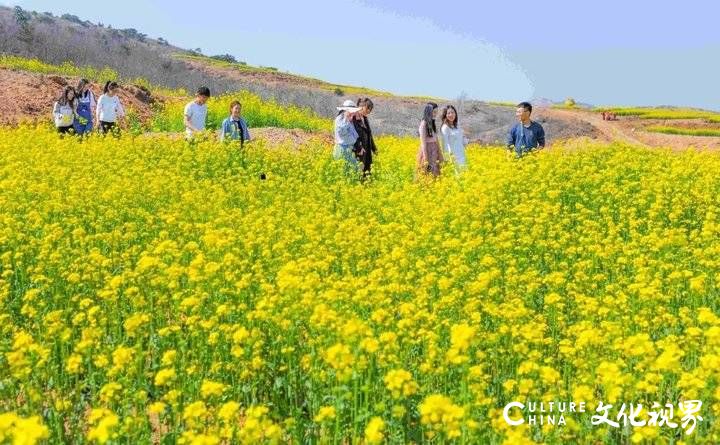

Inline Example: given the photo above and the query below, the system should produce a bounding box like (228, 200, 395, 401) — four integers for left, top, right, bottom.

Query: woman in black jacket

(352, 98, 377, 179)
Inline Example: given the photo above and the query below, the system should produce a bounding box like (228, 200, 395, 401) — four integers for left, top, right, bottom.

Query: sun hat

(336, 99, 361, 112)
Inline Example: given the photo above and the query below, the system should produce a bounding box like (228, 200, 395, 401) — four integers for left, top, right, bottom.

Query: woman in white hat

(333, 100, 361, 174)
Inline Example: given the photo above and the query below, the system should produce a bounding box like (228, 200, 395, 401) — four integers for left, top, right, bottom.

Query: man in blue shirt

(507, 102, 545, 156)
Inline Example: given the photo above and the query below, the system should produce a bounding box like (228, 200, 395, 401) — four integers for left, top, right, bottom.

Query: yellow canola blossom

(0, 127, 719, 443)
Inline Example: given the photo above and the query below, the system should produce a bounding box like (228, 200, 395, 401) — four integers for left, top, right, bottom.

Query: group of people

(52, 80, 126, 136)
(183, 87, 252, 145)
(53, 81, 546, 176)
(333, 98, 377, 179)
(334, 100, 546, 179)
(601, 111, 618, 121)
(52, 83, 252, 145)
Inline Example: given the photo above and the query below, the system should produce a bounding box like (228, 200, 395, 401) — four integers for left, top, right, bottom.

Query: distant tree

(565, 97, 576, 108)
(211, 54, 238, 63)
(157, 37, 169, 46)
(334, 87, 344, 96)
(194, 48, 203, 54)
(120, 28, 147, 41)
(37, 14, 55, 24)
(14, 6, 30, 26)
(61, 14, 89, 27)
(14, 6, 33, 43)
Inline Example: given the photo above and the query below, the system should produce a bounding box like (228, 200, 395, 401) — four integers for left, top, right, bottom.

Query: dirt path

(546, 108, 720, 150)
(546, 108, 648, 146)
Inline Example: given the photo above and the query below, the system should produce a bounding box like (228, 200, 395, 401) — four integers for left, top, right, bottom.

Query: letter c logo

(503, 401, 525, 426)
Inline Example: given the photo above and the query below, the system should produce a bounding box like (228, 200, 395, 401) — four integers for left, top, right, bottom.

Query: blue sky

(5, 0, 719, 110)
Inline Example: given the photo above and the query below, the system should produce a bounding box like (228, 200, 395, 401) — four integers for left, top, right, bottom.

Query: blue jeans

(333, 143, 359, 174)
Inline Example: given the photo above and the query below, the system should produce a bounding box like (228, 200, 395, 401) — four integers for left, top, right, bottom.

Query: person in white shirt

(184, 86, 211, 139)
(52, 86, 78, 135)
(96, 81, 125, 135)
(440, 105, 468, 173)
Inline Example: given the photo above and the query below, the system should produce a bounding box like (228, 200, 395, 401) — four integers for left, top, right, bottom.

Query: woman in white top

(440, 105, 467, 172)
(52, 86, 78, 135)
(96, 81, 125, 135)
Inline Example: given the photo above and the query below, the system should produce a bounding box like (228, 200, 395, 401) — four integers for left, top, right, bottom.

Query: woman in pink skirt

(416, 102, 444, 178)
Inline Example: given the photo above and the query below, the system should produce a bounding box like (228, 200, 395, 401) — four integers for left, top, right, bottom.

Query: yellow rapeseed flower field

(1, 126, 719, 444)
(151, 92, 332, 133)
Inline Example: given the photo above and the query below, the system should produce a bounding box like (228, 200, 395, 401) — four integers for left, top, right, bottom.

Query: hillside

(0, 67, 157, 126)
(0, 6, 596, 143)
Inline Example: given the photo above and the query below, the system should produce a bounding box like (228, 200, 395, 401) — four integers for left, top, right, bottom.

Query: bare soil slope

(0, 6, 599, 143)
(0, 68, 157, 125)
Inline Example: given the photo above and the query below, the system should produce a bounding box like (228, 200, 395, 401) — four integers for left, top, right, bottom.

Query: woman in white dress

(440, 105, 468, 173)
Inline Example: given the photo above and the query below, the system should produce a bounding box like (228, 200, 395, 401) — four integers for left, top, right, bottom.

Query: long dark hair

(77, 78, 90, 97)
(422, 102, 438, 137)
(57, 86, 76, 107)
(441, 105, 458, 129)
(103, 81, 119, 94)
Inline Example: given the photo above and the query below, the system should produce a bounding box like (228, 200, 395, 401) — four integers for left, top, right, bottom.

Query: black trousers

(356, 149, 374, 176)
(100, 121, 118, 134)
